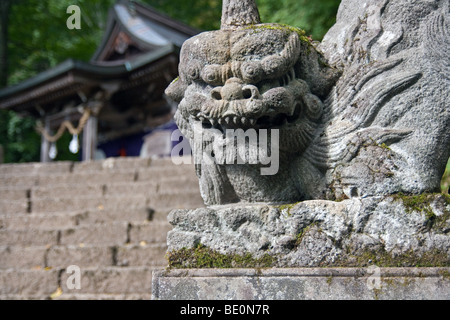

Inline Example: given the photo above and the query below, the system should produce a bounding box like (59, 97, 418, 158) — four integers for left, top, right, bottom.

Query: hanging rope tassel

(36, 108, 91, 143)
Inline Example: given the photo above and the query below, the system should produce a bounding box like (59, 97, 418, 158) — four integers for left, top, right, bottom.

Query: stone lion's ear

(165, 78, 187, 103)
(296, 48, 342, 99)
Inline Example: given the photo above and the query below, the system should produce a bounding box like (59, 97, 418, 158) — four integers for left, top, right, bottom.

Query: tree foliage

(0, 109, 40, 163)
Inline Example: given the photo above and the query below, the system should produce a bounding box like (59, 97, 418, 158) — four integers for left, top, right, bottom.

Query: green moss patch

(244, 23, 312, 45)
(335, 248, 450, 268)
(166, 244, 276, 269)
(391, 193, 450, 230)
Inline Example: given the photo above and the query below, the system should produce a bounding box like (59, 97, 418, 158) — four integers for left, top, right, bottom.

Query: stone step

(30, 177, 200, 199)
(59, 266, 154, 295)
(72, 157, 152, 173)
(76, 208, 150, 225)
(0, 208, 168, 230)
(27, 192, 202, 214)
(115, 243, 167, 267)
(0, 174, 39, 187)
(0, 187, 29, 201)
(46, 245, 114, 269)
(0, 199, 29, 214)
(135, 165, 197, 182)
(58, 221, 170, 246)
(128, 221, 172, 244)
(0, 228, 59, 246)
(59, 222, 130, 246)
(147, 191, 204, 211)
(51, 293, 152, 300)
(0, 293, 151, 300)
(148, 156, 193, 168)
(0, 242, 168, 270)
(58, 266, 154, 295)
(0, 212, 84, 230)
(31, 195, 148, 213)
(0, 245, 47, 270)
(35, 171, 137, 188)
(31, 184, 104, 199)
(45, 243, 168, 268)
(0, 161, 73, 176)
(156, 178, 200, 194)
(0, 266, 154, 297)
(0, 268, 60, 296)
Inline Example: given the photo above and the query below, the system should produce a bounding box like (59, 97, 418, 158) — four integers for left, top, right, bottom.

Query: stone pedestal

(152, 267, 450, 300)
(156, 196, 449, 300)
(166, 196, 449, 268)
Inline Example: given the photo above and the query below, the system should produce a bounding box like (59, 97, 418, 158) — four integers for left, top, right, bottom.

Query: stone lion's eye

(241, 61, 262, 83)
(261, 56, 285, 78)
(201, 65, 222, 85)
(186, 61, 201, 82)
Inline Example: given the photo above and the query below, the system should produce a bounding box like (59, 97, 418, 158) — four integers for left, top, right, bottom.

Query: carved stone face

(166, 25, 339, 204)
(168, 26, 327, 158)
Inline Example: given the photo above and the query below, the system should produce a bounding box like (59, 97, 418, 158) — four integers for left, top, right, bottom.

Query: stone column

(40, 118, 51, 163)
(82, 115, 97, 162)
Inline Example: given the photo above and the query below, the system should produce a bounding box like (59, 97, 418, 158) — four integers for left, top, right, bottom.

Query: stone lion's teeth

(233, 116, 239, 124)
(241, 117, 248, 125)
(210, 119, 217, 126)
(218, 118, 224, 125)
(249, 119, 256, 125)
(225, 117, 231, 124)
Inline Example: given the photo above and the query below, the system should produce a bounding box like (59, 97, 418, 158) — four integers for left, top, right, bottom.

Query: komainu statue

(166, 0, 450, 206)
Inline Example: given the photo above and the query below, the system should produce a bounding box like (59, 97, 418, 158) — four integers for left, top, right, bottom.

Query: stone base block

(152, 267, 450, 300)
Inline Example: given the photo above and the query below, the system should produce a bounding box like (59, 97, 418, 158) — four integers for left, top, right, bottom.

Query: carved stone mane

(166, 0, 450, 206)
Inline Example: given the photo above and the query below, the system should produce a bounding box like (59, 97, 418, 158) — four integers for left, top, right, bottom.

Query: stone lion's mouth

(196, 101, 302, 134)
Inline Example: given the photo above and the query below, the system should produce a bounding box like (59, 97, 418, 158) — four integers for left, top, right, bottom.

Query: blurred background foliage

(0, 0, 448, 194)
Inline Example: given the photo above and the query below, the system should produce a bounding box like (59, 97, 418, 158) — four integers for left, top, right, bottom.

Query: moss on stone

(244, 23, 312, 45)
(166, 244, 276, 269)
(295, 221, 321, 247)
(335, 248, 450, 268)
(391, 193, 450, 228)
(276, 202, 300, 216)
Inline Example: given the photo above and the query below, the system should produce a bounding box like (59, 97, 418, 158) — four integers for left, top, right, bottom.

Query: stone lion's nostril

(242, 88, 252, 99)
(242, 85, 261, 100)
(211, 89, 222, 100)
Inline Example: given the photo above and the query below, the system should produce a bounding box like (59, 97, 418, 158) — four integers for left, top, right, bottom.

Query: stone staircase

(0, 156, 204, 300)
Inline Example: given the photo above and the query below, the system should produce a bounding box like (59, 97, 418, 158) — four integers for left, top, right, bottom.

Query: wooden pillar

(82, 115, 97, 161)
(40, 118, 51, 163)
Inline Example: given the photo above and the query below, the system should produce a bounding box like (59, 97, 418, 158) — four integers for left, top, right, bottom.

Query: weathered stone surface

(167, 194, 450, 267)
(165, 0, 449, 206)
(152, 267, 450, 300)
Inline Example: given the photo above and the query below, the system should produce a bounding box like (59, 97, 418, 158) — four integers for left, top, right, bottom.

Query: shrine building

(0, 0, 198, 162)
